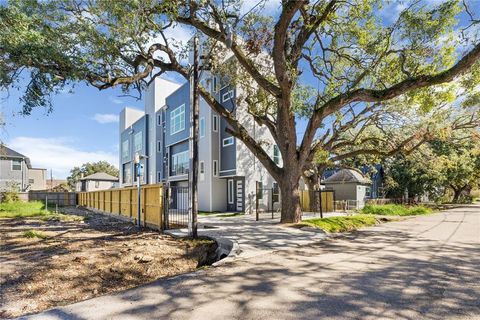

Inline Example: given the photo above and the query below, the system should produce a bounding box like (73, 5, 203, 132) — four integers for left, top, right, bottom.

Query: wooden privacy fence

(29, 191, 77, 206)
(78, 184, 164, 230)
(299, 190, 334, 213)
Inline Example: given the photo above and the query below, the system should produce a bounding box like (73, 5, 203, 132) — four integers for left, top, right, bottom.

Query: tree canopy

(67, 161, 119, 190)
(1, 0, 479, 222)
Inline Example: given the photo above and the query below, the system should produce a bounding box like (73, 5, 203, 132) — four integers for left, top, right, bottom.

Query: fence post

(319, 190, 323, 219)
(255, 182, 259, 221)
(271, 188, 274, 219)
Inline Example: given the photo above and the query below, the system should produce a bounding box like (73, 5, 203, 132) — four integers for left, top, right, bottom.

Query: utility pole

(188, 36, 199, 238)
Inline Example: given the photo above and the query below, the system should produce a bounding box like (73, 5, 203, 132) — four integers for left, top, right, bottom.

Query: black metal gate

(163, 185, 190, 229)
(255, 182, 280, 221)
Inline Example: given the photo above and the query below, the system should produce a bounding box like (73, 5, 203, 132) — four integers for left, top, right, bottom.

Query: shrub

(361, 204, 431, 216)
(1, 181, 21, 203)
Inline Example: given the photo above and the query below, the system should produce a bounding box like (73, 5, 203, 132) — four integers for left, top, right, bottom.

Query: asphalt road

(23, 204, 480, 320)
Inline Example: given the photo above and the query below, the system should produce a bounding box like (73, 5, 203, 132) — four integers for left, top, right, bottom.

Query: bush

(361, 204, 431, 216)
(1, 181, 21, 203)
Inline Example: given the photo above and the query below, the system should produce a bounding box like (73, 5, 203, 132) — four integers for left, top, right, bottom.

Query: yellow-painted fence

(299, 190, 334, 212)
(78, 184, 164, 230)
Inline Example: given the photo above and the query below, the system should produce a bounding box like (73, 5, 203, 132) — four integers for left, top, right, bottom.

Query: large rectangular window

(122, 140, 129, 162)
(171, 151, 189, 175)
(157, 114, 162, 126)
(11, 159, 22, 171)
(134, 132, 142, 152)
(122, 164, 131, 184)
(170, 104, 185, 134)
(273, 145, 280, 165)
(200, 117, 205, 138)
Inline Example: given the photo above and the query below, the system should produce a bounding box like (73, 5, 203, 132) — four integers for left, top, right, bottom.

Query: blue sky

(0, 82, 147, 178)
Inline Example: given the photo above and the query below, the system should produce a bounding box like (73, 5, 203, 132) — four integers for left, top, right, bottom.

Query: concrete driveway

(22, 205, 480, 320)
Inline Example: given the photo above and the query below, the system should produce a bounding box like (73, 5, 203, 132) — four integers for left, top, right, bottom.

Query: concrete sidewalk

(170, 211, 342, 260)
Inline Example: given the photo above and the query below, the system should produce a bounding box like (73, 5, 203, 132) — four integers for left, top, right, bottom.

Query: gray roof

(0, 145, 32, 168)
(80, 172, 119, 181)
(324, 168, 371, 184)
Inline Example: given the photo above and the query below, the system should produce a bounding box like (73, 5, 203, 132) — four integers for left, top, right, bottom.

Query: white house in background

(323, 168, 372, 208)
(76, 172, 119, 192)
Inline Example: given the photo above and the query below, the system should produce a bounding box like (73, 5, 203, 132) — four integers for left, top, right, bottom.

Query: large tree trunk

(279, 177, 302, 223)
(452, 186, 465, 203)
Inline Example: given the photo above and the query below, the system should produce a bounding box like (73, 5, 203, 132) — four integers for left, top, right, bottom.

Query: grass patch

(300, 215, 378, 233)
(198, 211, 222, 216)
(23, 230, 47, 239)
(0, 201, 83, 221)
(361, 204, 432, 216)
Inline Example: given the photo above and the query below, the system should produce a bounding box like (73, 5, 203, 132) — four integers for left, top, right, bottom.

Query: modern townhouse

(119, 73, 281, 213)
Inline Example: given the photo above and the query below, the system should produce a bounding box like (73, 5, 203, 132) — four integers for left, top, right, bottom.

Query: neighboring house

(119, 54, 280, 213)
(76, 172, 119, 192)
(322, 165, 385, 199)
(28, 168, 47, 190)
(323, 169, 372, 208)
(0, 146, 47, 191)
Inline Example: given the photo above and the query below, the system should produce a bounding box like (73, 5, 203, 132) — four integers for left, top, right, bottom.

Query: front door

(236, 180, 244, 211)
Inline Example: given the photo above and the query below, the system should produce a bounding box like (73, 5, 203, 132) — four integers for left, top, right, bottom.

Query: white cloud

(92, 113, 119, 124)
(108, 96, 124, 104)
(8, 136, 118, 179)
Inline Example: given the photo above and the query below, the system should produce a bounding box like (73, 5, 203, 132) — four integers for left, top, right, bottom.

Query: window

(122, 140, 129, 162)
(11, 159, 22, 171)
(228, 180, 234, 204)
(213, 115, 218, 132)
(200, 117, 205, 138)
(223, 137, 234, 147)
(272, 182, 280, 203)
(170, 104, 185, 134)
(366, 187, 371, 198)
(157, 114, 162, 126)
(122, 164, 131, 184)
(95, 181, 100, 188)
(29, 179, 34, 184)
(222, 90, 234, 102)
(157, 171, 161, 182)
(256, 181, 263, 199)
(171, 151, 189, 175)
(273, 145, 280, 165)
(213, 160, 218, 177)
(200, 161, 205, 181)
(157, 140, 162, 153)
(134, 132, 142, 152)
(212, 76, 219, 93)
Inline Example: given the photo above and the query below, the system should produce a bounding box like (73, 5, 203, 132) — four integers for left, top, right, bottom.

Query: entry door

(236, 180, 243, 212)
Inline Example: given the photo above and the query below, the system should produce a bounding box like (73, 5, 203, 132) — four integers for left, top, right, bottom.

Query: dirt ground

(0, 208, 217, 319)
